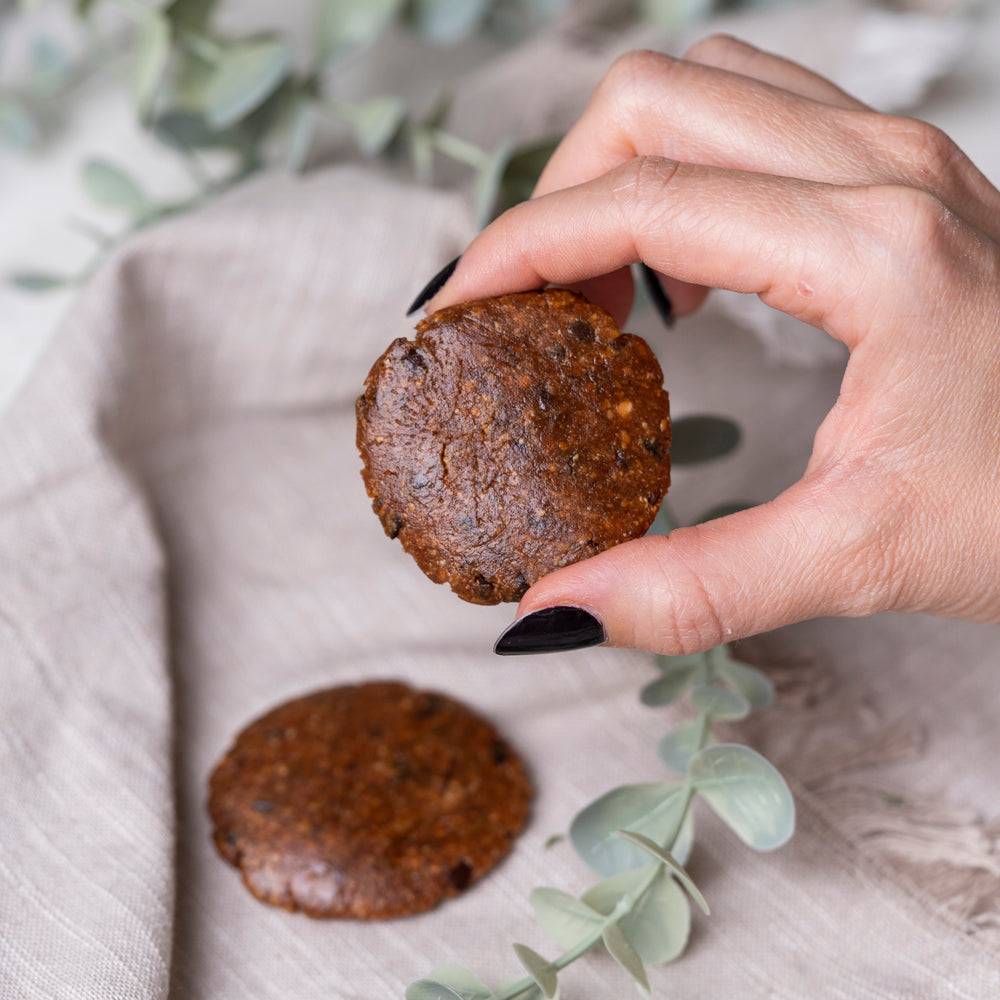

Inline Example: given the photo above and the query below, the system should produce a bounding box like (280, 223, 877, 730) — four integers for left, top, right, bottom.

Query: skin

(426, 36, 1000, 655)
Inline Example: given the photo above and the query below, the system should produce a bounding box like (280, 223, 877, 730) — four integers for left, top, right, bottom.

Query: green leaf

(710, 648, 774, 709)
(618, 867, 691, 965)
(152, 109, 236, 150)
(407, 0, 491, 44)
(638, 0, 714, 28)
(317, 0, 403, 58)
(613, 831, 710, 916)
(349, 95, 406, 156)
(691, 685, 751, 721)
(0, 98, 38, 150)
(656, 718, 705, 774)
(670, 415, 741, 465)
(496, 135, 561, 215)
(671, 806, 695, 866)
(582, 863, 655, 916)
(512, 944, 558, 999)
(473, 138, 515, 228)
(602, 922, 650, 997)
(529, 888, 603, 950)
(132, 10, 171, 120)
(286, 98, 316, 171)
(406, 982, 467, 1000)
(688, 743, 795, 851)
(407, 965, 494, 1000)
(204, 37, 291, 129)
(639, 660, 700, 707)
(81, 159, 151, 221)
(570, 783, 688, 877)
(8, 271, 75, 293)
(165, 0, 219, 35)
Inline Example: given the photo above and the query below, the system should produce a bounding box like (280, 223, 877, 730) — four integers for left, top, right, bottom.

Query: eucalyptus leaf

(690, 685, 750, 722)
(165, 0, 219, 35)
(670, 415, 741, 465)
(152, 109, 237, 150)
(473, 138, 515, 228)
(204, 37, 291, 129)
(529, 888, 603, 950)
(495, 135, 561, 215)
(349, 95, 406, 156)
(582, 863, 655, 917)
(407, 0, 491, 44)
(512, 944, 558, 999)
(286, 98, 316, 171)
(132, 10, 172, 120)
(656, 718, 705, 774)
(709, 648, 774, 709)
(81, 159, 151, 221)
(406, 982, 468, 1000)
(8, 271, 75, 293)
(638, 0, 714, 27)
(407, 964, 494, 1000)
(671, 804, 695, 866)
(612, 831, 710, 916)
(618, 867, 691, 965)
(639, 661, 699, 707)
(602, 923, 650, 997)
(570, 783, 688, 877)
(317, 0, 403, 58)
(0, 98, 38, 150)
(688, 743, 795, 851)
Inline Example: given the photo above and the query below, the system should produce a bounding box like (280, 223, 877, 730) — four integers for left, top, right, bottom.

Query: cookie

(207, 680, 532, 919)
(356, 288, 671, 604)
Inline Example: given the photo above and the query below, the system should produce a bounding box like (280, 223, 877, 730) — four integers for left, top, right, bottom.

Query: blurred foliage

(2, 0, 781, 289)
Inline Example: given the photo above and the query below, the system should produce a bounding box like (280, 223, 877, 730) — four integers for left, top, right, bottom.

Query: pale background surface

(2, 2, 1000, 998)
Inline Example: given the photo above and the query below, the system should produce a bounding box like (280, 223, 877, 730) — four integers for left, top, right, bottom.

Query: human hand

(413, 36, 1000, 656)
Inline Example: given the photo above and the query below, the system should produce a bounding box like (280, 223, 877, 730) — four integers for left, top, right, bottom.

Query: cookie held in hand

(356, 289, 671, 605)
(208, 681, 532, 919)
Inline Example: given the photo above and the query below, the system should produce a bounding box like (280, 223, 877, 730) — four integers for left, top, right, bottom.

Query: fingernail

(494, 606, 606, 656)
(406, 255, 461, 316)
(640, 263, 674, 329)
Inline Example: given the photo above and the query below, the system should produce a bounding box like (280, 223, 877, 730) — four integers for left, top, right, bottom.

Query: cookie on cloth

(207, 680, 532, 919)
(356, 288, 671, 605)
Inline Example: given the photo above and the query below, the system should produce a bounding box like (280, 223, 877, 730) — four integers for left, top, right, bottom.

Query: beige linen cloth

(4, 19, 1000, 1000)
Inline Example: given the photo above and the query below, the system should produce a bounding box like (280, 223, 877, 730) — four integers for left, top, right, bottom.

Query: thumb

(493, 478, 887, 656)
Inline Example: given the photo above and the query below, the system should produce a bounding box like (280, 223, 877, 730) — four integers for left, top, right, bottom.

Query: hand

(422, 36, 1000, 656)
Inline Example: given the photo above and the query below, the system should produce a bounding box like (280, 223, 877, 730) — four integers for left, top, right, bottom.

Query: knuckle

(855, 183, 964, 270)
(859, 113, 966, 188)
(683, 33, 756, 70)
(609, 155, 681, 232)
(597, 49, 677, 113)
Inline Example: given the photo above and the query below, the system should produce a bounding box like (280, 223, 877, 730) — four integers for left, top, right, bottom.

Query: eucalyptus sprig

(6, 0, 777, 293)
(406, 410, 795, 999)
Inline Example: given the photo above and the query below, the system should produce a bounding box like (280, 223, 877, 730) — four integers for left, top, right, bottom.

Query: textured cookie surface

(356, 289, 671, 604)
(208, 680, 532, 919)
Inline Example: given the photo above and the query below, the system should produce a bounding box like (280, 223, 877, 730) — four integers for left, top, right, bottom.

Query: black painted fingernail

(640, 263, 674, 329)
(494, 606, 606, 656)
(406, 255, 461, 316)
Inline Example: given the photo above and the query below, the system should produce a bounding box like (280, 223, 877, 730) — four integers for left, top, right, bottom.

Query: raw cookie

(208, 680, 532, 919)
(356, 289, 671, 604)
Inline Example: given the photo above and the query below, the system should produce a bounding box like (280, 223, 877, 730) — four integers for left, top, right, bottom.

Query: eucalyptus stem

(430, 130, 491, 171)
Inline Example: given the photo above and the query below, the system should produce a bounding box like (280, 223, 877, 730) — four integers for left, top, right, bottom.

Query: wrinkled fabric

(3, 7, 1000, 997)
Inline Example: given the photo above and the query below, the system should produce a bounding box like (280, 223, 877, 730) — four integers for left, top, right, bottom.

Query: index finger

(428, 155, 883, 351)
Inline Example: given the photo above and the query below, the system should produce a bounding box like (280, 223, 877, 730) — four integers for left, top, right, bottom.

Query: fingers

(430, 156, 882, 346)
(682, 34, 869, 111)
(531, 45, 1000, 243)
(506, 475, 893, 656)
